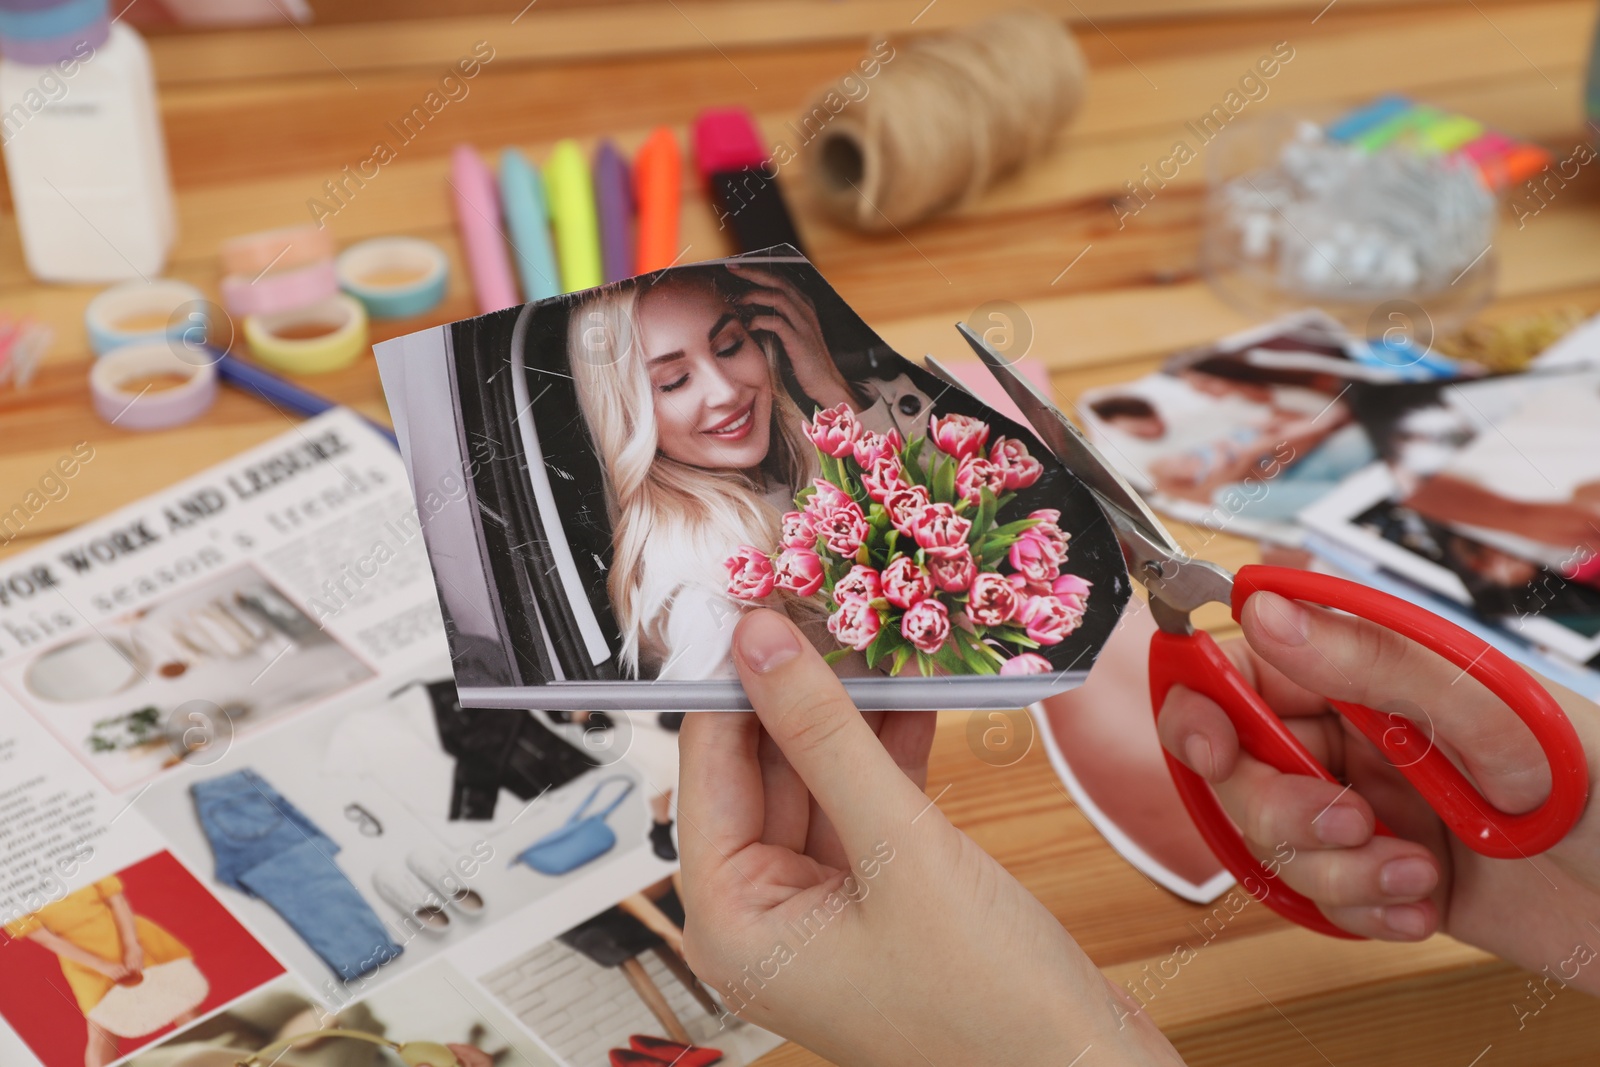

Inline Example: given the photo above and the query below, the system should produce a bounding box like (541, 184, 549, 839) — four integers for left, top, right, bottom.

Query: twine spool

(803, 9, 1087, 231)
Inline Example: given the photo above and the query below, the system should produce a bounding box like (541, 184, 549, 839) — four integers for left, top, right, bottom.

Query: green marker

(543, 139, 603, 293)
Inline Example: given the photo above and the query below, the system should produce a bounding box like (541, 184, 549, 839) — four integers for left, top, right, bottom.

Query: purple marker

(594, 140, 634, 284)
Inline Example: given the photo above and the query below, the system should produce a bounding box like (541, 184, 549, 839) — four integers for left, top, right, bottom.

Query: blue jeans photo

(190, 768, 402, 981)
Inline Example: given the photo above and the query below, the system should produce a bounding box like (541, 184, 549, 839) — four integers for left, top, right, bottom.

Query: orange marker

(634, 127, 681, 273)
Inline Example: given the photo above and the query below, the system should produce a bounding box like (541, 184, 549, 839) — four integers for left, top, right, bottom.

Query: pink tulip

(989, 436, 1043, 490)
(725, 546, 776, 601)
(815, 504, 868, 557)
(852, 429, 903, 469)
(780, 510, 816, 550)
(773, 548, 824, 598)
(925, 544, 976, 593)
(802, 478, 853, 522)
(928, 412, 990, 460)
(1008, 530, 1063, 585)
(883, 485, 931, 536)
(967, 572, 1022, 627)
(954, 456, 1007, 506)
(827, 598, 881, 651)
(1051, 572, 1092, 614)
(806, 403, 861, 459)
(901, 599, 952, 654)
(999, 652, 1052, 676)
(908, 502, 972, 551)
(833, 564, 883, 605)
(860, 455, 909, 504)
(1026, 508, 1071, 554)
(1019, 594, 1083, 645)
(881, 556, 933, 609)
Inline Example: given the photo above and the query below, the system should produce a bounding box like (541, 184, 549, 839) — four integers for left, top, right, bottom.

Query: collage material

(375, 247, 1130, 711)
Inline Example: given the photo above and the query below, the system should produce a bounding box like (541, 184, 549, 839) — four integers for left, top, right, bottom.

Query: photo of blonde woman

(569, 262, 929, 680)
(377, 247, 1129, 711)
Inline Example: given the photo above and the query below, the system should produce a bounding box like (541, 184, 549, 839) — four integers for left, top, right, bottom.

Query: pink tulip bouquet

(724, 402, 1092, 677)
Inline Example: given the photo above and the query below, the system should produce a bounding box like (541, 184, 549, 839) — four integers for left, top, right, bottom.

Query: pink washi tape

(220, 223, 336, 278)
(90, 341, 218, 431)
(220, 258, 339, 317)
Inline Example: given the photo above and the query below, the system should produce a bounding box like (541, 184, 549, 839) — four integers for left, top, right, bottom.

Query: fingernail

(738, 611, 801, 673)
(1379, 856, 1438, 898)
(1251, 591, 1310, 647)
(1381, 904, 1430, 939)
(1183, 734, 1215, 779)
(1313, 804, 1369, 847)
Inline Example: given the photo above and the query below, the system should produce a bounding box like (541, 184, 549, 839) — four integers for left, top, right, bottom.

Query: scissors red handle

(1150, 564, 1590, 940)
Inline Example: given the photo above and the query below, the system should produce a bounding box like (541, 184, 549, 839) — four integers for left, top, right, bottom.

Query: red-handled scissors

(946, 324, 1590, 940)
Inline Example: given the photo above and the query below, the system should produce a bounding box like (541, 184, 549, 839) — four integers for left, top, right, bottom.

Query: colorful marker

(500, 147, 562, 302)
(449, 144, 519, 314)
(594, 140, 634, 284)
(543, 139, 603, 293)
(634, 126, 682, 273)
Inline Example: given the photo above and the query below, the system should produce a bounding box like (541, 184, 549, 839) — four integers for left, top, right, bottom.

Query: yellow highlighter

(543, 139, 603, 293)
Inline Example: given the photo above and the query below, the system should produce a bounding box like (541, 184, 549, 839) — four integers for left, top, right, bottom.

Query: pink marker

(450, 144, 520, 314)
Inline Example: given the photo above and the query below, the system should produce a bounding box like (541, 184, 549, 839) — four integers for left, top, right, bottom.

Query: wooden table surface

(5, 1, 1600, 1063)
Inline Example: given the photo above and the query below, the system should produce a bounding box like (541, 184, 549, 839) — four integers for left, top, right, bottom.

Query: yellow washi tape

(242, 293, 369, 375)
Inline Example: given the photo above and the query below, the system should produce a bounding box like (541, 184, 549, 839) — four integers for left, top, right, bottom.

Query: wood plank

(141, 0, 1491, 85)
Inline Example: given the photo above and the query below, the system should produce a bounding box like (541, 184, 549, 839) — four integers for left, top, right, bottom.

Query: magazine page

(1079, 309, 1468, 546)
(0, 410, 780, 1067)
(374, 246, 1131, 712)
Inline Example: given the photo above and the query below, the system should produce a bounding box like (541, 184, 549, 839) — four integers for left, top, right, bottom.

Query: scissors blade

(954, 322, 1183, 558)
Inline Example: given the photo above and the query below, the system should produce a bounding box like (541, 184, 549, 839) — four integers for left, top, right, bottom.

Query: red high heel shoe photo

(629, 1034, 725, 1065)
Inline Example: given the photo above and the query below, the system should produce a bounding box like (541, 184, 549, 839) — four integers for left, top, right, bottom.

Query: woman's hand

(727, 264, 856, 413)
(121, 942, 145, 979)
(1157, 591, 1600, 990)
(679, 608, 1186, 1067)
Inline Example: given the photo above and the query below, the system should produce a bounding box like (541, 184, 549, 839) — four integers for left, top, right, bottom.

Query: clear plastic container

(1201, 113, 1496, 337)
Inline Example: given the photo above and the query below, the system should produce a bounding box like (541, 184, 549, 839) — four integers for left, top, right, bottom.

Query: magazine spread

(0, 409, 782, 1067)
(374, 247, 1130, 712)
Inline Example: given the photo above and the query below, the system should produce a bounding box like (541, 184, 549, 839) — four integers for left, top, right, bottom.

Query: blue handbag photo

(512, 775, 636, 876)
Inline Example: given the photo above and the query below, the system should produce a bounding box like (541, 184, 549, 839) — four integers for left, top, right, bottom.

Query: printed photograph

(1080, 310, 1460, 542)
(122, 963, 560, 1067)
(0, 850, 284, 1067)
(376, 247, 1128, 710)
(133, 663, 673, 1005)
(0, 564, 375, 792)
(480, 875, 782, 1067)
(1303, 367, 1600, 662)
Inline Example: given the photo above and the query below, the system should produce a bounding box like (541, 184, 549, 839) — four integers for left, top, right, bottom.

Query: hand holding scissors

(949, 325, 1590, 939)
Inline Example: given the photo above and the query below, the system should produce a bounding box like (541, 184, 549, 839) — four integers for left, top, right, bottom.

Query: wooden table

(4, 1, 1600, 1062)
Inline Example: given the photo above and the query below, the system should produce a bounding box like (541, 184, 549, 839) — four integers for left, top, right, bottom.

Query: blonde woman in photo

(569, 263, 927, 683)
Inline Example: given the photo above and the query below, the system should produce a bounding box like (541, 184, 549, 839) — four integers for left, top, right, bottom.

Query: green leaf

(973, 488, 998, 543)
(890, 645, 913, 675)
(864, 618, 895, 669)
(823, 648, 854, 665)
(885, 530, 899, 558)
(932, 642, 966, 674)
(992, 517, 1042, 538)
(932, 455, 957, 504)
(916, 650, 933, 677)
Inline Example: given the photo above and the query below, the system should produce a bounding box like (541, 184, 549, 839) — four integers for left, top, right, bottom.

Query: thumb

(732, 609, 930, 849)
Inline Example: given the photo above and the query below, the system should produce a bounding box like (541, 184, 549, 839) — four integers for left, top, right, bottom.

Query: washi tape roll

(85, 279, 207, 357)
(220, 259, 339, 318)
(243, 293, 369, 375)
(0, 0, 103, 37)
(335, 237, 449, 319)
(219, 223, 336, 278)
(90, 341, 218, 430)
(0, 13, 105, 61)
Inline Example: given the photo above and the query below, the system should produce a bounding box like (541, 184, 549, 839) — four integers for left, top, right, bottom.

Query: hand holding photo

(374, 247, 1128, 710)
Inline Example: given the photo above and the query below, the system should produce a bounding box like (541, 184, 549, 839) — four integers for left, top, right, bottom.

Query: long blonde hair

(569, 269, 816, 677)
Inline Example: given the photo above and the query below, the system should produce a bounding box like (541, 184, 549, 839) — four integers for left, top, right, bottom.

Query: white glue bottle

(0, 0, 176, 282)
